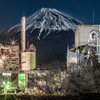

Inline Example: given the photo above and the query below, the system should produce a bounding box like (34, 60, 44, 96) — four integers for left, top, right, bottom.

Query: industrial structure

(0, 16, 66, 95)
(1, 16, 100, 95)
(67, 25, 100, 67)
(0, 43, 19, 70)
(0, 16, 37, 94)
(75, 25, 100, 47)
(20, 16, 36, 71)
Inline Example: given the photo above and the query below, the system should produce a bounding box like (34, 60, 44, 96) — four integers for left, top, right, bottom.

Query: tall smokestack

(21, 16, 26, 51)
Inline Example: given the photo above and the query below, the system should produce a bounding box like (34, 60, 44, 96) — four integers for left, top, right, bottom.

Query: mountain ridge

(0, 8, 82, 66)
(7, 8, 82, 40)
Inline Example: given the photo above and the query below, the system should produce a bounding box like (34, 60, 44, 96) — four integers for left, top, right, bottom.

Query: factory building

(75, 25, 100, 47)
(0, 71, 18, 93)
(0, 15, 67, 95)
(67, 49, 84, 66)
(67, 25, 100, 66)
(0, 43, 19, 70)
(21, 51, 36, 70)
(0, 16, 37, 94)
(0, 16, 36, 71)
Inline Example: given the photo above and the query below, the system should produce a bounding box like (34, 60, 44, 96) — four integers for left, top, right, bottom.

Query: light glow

(1, 55, 6, 60)
(3, 81, 12, 89)
(2, 73, 11, 76)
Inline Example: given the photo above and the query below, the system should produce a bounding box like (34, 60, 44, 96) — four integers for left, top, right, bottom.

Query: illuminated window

(18, 73, 26, 87)
(2, 73, 11, 76)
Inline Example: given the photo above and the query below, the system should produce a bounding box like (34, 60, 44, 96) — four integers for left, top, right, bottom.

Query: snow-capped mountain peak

(7, 8, 82, 40)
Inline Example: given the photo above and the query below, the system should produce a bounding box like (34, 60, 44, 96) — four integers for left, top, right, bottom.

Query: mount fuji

(1, 8, 82, 67)
(7, 8, 81, 40)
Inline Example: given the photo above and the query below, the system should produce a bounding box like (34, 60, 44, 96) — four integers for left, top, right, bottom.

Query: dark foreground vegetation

(0, 94, 100, 100)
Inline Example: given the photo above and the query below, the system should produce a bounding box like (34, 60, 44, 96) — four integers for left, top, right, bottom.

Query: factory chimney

(21, 16, 26, 51)
(21, 16, 36, 71)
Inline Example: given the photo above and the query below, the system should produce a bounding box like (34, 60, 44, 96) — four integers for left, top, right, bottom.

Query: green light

(3, 81, 12, 89)
(5, 84, 9, 89)
(18, 73, 26, 87)
(18, 73, 25, 79)
(3, 81, 6, 85)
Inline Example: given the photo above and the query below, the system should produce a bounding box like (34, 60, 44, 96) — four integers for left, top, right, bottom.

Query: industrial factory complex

(0, 16, 66, 95)
(0, 16, 37, 94)
(0, 15, 100, 95)
(67, 25, 100, 67)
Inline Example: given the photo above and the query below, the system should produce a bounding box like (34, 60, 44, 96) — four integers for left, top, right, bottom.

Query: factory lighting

(0, 59, 3, 64)
(1, 55, 6, 60)
(11, 41, 15, 45)
(18, 73, 26, 87)
(2, 73, 11, 76)
(9, 38, 17, 45)
(3, 81, 12, 89)
(33, 87, 37, 91)
(38, 81, 42, 85)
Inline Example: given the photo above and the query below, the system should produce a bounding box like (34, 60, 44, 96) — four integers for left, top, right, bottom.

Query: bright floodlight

(2, 73, 11, 76)
(11, 41, 15, 45)
(3, 81, 11, 89)
(9, 38, 17, 45)
(0, 59, 3, 68)
(1, 55, 6, 60)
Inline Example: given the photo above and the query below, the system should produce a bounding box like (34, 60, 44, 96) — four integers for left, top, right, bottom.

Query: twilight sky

(0, 0, 100, 32)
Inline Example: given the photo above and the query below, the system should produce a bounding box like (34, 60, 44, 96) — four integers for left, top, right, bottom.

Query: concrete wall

(75, 25, 100, 47)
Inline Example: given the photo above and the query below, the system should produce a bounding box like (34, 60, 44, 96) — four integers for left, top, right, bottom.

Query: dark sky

(0, 0, 100, 32)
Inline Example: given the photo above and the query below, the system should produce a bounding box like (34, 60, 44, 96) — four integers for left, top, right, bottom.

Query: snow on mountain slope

(7, 8, 82, 40)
